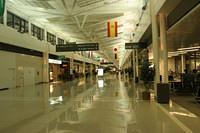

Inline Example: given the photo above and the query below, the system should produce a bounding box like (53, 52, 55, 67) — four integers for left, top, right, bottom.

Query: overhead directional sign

(58, 55, 65, 60)
(125, 42, 146, 49)
(100, 62, 113, 65)
(56, 43, 99, 52)
(67, 42, 76, 45)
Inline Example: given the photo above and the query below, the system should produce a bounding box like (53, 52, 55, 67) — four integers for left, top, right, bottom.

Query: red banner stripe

(107, 22, 110, 37)
(115, 22, 117, 37)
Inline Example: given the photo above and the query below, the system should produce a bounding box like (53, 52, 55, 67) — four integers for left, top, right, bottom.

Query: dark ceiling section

(138, 1, 200, 50)
(138, 24, 152, 48)
(74, 59, 83, 64)
(167, 0, 200, 29)
(49, 54, 59, 59)
(0, 42, 43, 57)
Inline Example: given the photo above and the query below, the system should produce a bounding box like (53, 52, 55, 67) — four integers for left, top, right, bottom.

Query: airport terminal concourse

(0, 0, 200, 133)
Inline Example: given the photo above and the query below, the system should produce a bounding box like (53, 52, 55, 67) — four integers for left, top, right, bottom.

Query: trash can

(157, 83, 169, 104)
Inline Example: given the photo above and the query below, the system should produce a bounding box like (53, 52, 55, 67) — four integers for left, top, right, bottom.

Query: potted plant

(140, 61, 155, 100)
(125, 68, 129, 73)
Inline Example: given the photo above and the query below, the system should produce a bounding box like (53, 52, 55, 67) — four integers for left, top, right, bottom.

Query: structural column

(132, 50, 136, 83)
(89, 64, 93, 76)
(83, 62, 86, 78)
(159, 13, 168, 83)
(70, 58, 74, 75)
(181, 54, 185, 73)
(28, 20, 32, 35)
(151, 0, 160, 97)
(3, 0, 7, 26)
(136, 49, 139, 77)
(43, 52, 49, 83)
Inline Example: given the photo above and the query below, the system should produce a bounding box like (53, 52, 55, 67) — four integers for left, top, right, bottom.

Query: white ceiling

(7, 0, 146, 65)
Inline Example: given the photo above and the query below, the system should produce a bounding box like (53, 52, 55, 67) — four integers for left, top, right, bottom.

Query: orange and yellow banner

(107, 22, 117, 37)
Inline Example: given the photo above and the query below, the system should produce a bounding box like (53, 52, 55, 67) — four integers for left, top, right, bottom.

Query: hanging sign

(100, 62, 113, 65)
(56, 43, 99, 52)
(125, 42, 146, 49)
(67, 42, 76, 45)
(58, 55, 65, 60)
(0, 0, 5, 17)
(48, 59, 62, 64)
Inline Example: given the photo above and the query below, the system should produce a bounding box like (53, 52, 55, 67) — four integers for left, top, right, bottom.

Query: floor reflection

(0, 74, 190, 133)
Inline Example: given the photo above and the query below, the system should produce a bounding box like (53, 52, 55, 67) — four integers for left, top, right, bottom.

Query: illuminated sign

(48, 59, 62, 64)
(63, 64, 67, 67)
(125, 42, 146, 49)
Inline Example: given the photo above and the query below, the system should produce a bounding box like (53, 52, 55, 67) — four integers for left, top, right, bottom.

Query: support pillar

(3, 0, 7, 26)
(28, 21, 31, 35)
(90, 64, 93, 76)
(151, 0, 160, 97)
(70, 58, 74, 75)
(44, 27, 47, 42)
(133, 50, 136, 83)
(43, 52, 49, 83)
(181, 54, 185, 73)
(83, 62, 86, 79)
(159, 13, 168, 83)
(136, 49, 139, 77)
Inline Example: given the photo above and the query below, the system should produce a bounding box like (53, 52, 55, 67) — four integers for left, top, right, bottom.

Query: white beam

(81, 15, 88, 28)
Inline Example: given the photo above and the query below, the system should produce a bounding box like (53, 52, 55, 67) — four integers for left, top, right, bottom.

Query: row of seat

(171, 73, 200, 101)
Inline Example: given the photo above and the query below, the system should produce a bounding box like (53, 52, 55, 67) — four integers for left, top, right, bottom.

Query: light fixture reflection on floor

(169, 111, 197, 118)
(49, 96, 63, 105)
(98, 80, 104, 88)
(178, 46, 200, 51)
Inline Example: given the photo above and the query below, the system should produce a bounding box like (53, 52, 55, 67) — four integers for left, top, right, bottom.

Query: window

(47, 32, 56, 45)
(31, 24, 44, 41)
(57, 38, 64, 45)
(7, 11, 28, 33)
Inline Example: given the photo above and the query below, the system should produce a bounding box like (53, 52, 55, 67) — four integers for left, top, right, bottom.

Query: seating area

(170, 72, 200, 102)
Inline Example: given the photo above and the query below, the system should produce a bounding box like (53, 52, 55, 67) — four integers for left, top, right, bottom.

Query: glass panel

(7, 12, 13, 27)
(31, 24, 44, 40)
(14, 16, 20, 31)
(7, 11, 28, 33)
(24, 21, 28, 33)
(58, 38, 64, 45)
(20, 20, 25, 32)
(47, 32, 56, 45)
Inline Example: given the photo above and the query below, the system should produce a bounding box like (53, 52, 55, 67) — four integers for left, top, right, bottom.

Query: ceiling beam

(81, 15, 88, 28)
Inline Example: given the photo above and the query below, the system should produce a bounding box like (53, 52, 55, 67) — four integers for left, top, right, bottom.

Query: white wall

(0, 50, 16, 89)
(0, 50, 43, 88)
(16, 54, 43, 86)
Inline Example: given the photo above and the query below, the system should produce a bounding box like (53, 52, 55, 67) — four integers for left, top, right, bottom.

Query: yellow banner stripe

(110, 22, 116, 37)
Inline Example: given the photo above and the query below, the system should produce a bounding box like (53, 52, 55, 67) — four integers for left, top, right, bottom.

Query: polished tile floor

(0, 74, 200, 133)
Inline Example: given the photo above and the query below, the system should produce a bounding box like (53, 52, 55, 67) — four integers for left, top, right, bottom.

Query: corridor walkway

(0, 74, 199, 133)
